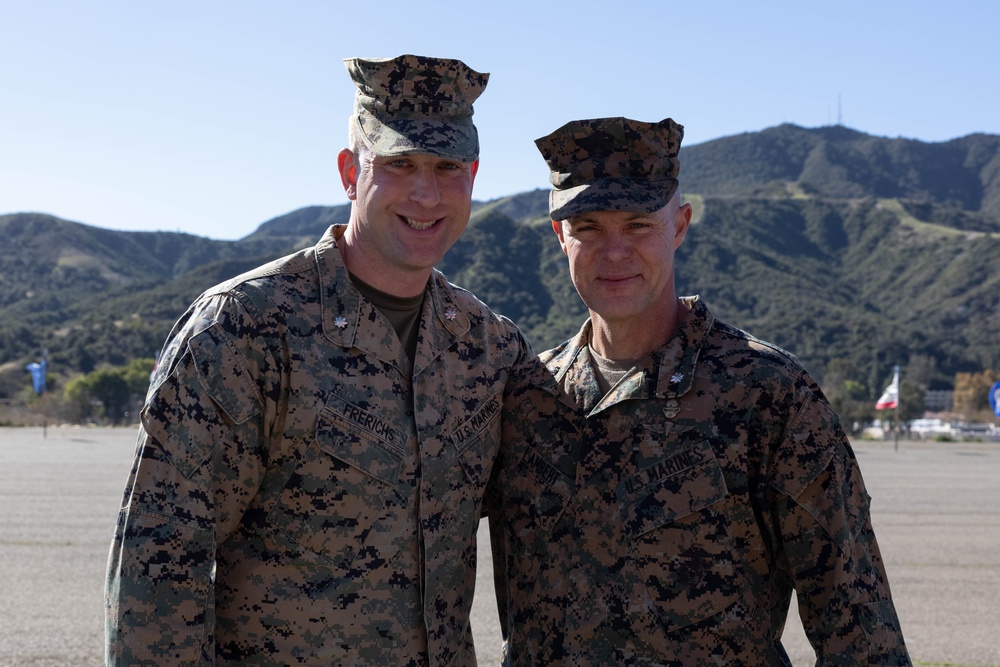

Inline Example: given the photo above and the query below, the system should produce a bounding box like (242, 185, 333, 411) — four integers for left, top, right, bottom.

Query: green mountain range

(2, 123, 999, 405)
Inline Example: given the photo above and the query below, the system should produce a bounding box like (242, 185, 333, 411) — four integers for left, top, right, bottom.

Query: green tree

(121, 358, 156, 398)
(828, 378, 874, 434)
(953, 369, 998, 421)
(822, 358, 875, 433)
(63, 374, 94, 423)
(59, 358, 155, 424)
(899, 378, 925, 423)
(87, 368, 131, 423)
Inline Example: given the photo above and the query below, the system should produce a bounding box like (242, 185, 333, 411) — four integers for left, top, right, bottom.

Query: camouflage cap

(535, 117, 684, 220)
(344, 54, 489, 162)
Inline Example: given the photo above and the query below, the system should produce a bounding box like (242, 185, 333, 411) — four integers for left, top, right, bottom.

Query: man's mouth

(404, 216, 438, 230)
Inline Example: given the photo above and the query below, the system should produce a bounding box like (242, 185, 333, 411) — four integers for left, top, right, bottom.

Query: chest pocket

(267, 404, 404, 571)
(616, 440, 744, 632)
(447, 391, 503, 486)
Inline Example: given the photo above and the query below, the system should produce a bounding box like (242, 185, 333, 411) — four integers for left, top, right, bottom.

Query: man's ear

(673, 202, 693, 249)
(338, 148, 358, 200)
(470, 159, 480, 183)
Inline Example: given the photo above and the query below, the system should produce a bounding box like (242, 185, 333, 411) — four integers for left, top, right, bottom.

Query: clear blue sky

(2, 1, 998, 240)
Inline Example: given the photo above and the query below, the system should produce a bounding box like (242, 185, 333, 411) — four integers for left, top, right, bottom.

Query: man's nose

(409, 167, 441, 207)
(601, 231, 631, 260)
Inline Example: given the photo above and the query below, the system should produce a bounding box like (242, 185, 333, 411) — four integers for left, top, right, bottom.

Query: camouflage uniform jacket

(488, 297, 909, 666)
(106, 224, 530, 666)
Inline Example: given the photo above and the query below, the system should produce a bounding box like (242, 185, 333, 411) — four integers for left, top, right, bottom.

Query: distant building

(924, 389, 953, 413)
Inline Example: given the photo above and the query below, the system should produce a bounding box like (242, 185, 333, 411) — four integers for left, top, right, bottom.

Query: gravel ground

(1, 427, 997, 666)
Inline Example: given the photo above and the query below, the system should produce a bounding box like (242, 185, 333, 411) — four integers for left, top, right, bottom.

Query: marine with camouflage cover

(487, 116, 910, 665)
(105, 54, 531, 666)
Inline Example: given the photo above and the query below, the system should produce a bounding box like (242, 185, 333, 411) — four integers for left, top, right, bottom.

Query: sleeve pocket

(788, 447, 872, 553)
(141, 323, 260, 480)
(187, 322, 261, 426)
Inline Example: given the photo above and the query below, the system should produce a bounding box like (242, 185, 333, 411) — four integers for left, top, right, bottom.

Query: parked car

(908, 418, 953, 439)
(953, 423, 1000, 441)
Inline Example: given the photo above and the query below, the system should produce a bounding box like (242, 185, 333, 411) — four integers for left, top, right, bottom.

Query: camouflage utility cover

(488, 297, 910, 666)
(535, 116, 683, 221)
(347, 54, 488, 162)
(105, 225, 530, 666)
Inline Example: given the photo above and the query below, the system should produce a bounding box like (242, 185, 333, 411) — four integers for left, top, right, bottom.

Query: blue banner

(990, 380, 1000, 418)
(25, 358, 46, 395)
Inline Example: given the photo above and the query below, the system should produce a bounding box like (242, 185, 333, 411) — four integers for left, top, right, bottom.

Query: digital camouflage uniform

(106, 225, 529, 665)
(489, 298, 909, 665)
(106, 55, 528, 666)
(487, 116, 909, 665)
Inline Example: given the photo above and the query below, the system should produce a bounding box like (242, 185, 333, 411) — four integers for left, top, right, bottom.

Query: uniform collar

(315, 225, 470, 372)
(543, 296, 714, 414)
(652, 296, 714, 400)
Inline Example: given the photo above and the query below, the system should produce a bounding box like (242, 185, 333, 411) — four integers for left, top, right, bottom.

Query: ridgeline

(2, 123, 999, 411)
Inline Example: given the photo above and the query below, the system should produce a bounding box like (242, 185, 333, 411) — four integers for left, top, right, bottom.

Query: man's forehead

(362, 151, 478, 168)
(367, 150, 471, 166)
(566, 209, 663, 225)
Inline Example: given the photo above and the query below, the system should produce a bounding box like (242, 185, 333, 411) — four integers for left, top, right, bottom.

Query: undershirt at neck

(350, 274, 425, 364)
(588, 345, 638, 396)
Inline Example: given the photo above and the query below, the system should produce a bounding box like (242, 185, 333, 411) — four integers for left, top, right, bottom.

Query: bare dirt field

(1, 427, 997, 666)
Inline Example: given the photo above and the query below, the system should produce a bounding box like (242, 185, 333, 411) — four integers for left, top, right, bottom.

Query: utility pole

(892, 364, 900, 451)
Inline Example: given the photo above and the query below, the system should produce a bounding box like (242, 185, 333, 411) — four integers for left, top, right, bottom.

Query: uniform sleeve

(766, 373, 910, 666)
(485, 472, 511, 641)
(105, 297, 271, 665)
(484, 342, 538, 647)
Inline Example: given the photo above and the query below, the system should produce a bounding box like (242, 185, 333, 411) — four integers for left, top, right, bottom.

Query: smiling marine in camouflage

(106, 54, 530, 666)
